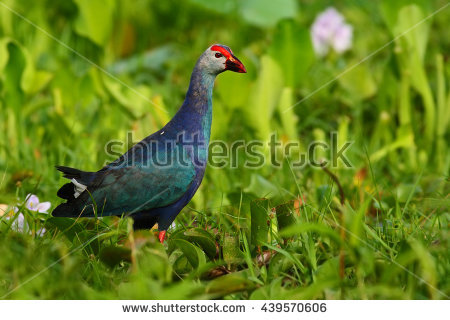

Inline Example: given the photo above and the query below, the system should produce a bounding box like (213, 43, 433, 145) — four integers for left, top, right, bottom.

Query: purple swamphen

(52, 45, 246, 243)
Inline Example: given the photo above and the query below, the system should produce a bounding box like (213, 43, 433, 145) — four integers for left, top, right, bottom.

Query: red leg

(158, 230, 166, 243)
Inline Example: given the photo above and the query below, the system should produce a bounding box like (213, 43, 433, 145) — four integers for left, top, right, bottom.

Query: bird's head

(198, 44, 247, 75)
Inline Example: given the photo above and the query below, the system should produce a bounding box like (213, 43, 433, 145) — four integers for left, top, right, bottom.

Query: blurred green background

(0, 0, 448, 299)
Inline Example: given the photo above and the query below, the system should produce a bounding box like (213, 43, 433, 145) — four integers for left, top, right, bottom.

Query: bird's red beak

(225, 54, 246, 73)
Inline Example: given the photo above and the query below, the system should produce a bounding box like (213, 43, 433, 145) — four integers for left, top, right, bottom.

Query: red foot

(158, 230, 166, 243)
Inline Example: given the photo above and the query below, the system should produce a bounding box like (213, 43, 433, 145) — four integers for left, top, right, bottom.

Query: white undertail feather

(71, 178, 87, 198)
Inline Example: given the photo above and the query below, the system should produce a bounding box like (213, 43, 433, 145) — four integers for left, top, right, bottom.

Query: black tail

(57, 183, 76, 200)
(53, 166, 100, 218)
(52, 202, 78, 217)
(56, 166, 96, 185)
(56, 166, 83, 180)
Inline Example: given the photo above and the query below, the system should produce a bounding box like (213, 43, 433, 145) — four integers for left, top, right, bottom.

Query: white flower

(25, 194, 51, 213)
(0, 194, 50, 237)
(7, 212, 26, 232)
(332, 24, 353, 53)
(311, 7, 353, 56)
(4, 212, 46, 236)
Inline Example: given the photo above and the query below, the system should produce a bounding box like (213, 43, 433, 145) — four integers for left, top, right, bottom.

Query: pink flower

(25, 194, 51, 213)
(311, 7, 353, 56)
(6, 212, 26, 232)
(4, 212, 46, 236)
(0, 195, 50, 236)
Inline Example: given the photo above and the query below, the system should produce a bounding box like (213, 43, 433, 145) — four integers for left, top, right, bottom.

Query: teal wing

(75, 144, 196, 217)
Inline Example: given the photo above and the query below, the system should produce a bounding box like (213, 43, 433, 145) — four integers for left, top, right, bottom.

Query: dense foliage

(0, 0, 448, 299)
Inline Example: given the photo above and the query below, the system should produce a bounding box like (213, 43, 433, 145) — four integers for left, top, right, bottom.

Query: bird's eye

(215, 52, 223, 58)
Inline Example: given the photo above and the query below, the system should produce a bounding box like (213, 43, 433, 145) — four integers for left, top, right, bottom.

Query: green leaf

(21, 50, 53, 94)
(246, 55, 283, 141)
(408, 239, 438, 299)
(268, 253, 294, 278)
(239, 0, 297, 28)
(396, 184, 422, 203)
(274, 201, 297, 233)
(169, 228, 217, 259)
(172, 251, 193, 274)
(45, 217, 84, 242)
(338, 63, 377, 101)
(245, 174, 281, 198)
(183, 228, 217, 259)
(1, 40, 25, 108)
(188, 0, 236, 14)
(99, 245, 131, 267)
(0, 37, 12, 73)
(277, 87, 298, 140)
(346, 199, 371, 247)
(394, 5, 429, 62)
(280, 223, 344, 247)
(222, 233, 243, 266)
(74, 0, 116, 46)
(216, 70, 251, 109)
(205, 272, 255, 297)
(102, 75, 151, 120)
(171, 238, 206, 269)
(269, 20, 314, 87)
(250, 198, 270, 246)
(264, 243, 306, 274)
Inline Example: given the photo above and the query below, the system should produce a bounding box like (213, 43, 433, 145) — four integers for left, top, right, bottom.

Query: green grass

(0, 0, 449, 299)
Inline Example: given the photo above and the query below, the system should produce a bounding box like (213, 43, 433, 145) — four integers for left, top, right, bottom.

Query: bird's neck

(176, 66, 216, 140)
(185, 66, 216, 113)
(166, 66, 216, 166)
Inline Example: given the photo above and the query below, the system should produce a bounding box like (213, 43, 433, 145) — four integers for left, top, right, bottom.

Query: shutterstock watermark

(103, 132, 353, 169)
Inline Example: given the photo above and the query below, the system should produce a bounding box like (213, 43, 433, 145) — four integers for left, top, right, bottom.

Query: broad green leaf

(0, 38, 51, 98)
(346, 199, 371, 247)
(2, 40, 25, 108)
(102, 75, 154, 120)
(183, 228, 217, 259)
(45, 217, 85, 242)
(246, 55, 283, 141)
(245, 174, 281, 198)
(408, 239, 438, 299)
(188, 0, 236, 14)
(74, 0, 116, 46)
(380, 0, 430, 57)
(313, 257, 340, 281)
(269, 20, 314, 87)
(0, 37, 12, 73)
(169, 228, 216, 259)
(274, 201, 296, 232)
(396, 184, 422, 203)
(395, 5, 429, 62)
(250, 198, 270, 246)
(222, 233, 242, 266)
(277, 87, 298, 141)
(268, 253, 294, 278)
(216, 69, 252, 109)
(171, 238, 206, 269)
(280, 223, 344, 247)
(108, 45, 180, 74)
(172, 252, 193, 274)
(21, 50, 53, 94)
(99, 245, 131, 267)
(264, 243, 306, 274)
(370, 132, 414, 162)
(338, 63, 377, 101)
(421, 198, 450, 212)
(205, 272, 255, 297)
(239, 0, 297, 28)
